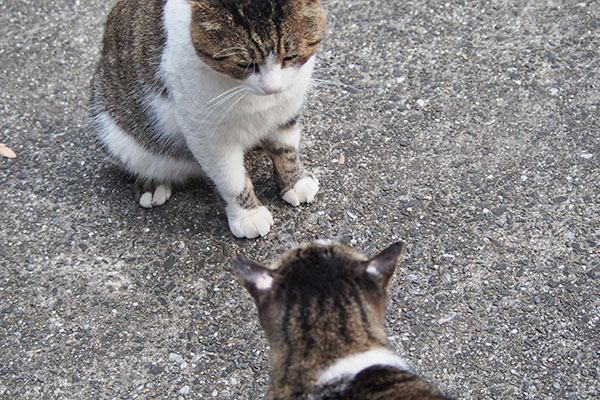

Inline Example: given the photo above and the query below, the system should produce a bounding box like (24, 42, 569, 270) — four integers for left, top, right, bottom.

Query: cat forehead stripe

(315, 348, 410, 386)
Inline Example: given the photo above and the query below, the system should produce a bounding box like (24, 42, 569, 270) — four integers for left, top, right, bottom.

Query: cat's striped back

(233, 242, 451, 399)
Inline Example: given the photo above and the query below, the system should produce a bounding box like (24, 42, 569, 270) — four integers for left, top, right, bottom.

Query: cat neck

(315, 347, 410, 387)
(267, 347, 409, 400)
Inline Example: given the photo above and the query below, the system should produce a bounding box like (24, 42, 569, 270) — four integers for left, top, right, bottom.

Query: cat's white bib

(315, 347, 410, 386)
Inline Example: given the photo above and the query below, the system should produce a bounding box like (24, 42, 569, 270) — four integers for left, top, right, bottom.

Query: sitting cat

(90, 0, 326, 238)
(233, 241, 451, 399)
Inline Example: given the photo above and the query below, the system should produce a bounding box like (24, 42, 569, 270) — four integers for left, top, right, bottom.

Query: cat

(90, 0, 326, 238)
(233, 241, 452, 399)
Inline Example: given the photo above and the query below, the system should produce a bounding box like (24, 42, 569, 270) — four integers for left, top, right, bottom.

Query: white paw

(139, 184, 172, 208)
(228, 206, 274, 239)
(282, 176, 319, 206)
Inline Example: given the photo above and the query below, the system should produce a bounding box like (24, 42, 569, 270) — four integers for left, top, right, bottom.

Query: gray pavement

(1, 0, 599, 398)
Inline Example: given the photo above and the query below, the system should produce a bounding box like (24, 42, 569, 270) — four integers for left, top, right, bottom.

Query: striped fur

(89, 0, 325, 238)
(233, 242, 451, 399)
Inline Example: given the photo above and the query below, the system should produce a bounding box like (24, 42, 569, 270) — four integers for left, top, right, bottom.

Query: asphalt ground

(1, 0, 599, 399)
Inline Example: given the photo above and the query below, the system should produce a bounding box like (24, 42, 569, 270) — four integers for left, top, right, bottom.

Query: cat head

(188, 0, 326, 95)
(233, 242, 406, 360)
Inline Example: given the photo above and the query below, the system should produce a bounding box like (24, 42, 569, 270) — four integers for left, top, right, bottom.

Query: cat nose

(263, 85, 282, 95)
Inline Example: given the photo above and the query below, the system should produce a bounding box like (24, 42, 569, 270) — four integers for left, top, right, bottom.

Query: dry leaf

(0, 143, 17, 159)
(339, 153, 345, 165)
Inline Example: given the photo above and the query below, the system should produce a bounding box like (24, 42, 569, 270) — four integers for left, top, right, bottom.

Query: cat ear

(364, 242, 407, 286)
(232, 256, 275, 299)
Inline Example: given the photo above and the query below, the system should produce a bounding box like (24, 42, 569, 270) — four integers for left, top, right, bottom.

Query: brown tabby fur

(233, 242, 451, 399)
(190, 0, 325, 80)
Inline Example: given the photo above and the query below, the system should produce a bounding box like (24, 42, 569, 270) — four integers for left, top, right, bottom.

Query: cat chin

(243, 87, 286, 97)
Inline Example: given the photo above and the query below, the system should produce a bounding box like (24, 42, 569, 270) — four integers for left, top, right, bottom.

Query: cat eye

(283, 55, 297, 62)
(236, 62, 259, 73)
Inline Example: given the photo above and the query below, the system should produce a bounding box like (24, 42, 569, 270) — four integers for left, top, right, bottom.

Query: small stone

(566, 232, 575, 240)
(587, 267, 600, 280)
(163, 256, 176, 270)
(549, 88, 559, 96)
(179, 385, 190, 395)
(437, 312, 457, 324)
(580, 153, 593, 159)
(494, 263, 507, 271)
(169, 352, 183, 363)
(493, 205, 507, 217)
(552, 382, 560, 390)
(149, 364, 165, 375)
(412, 247, 424, 257)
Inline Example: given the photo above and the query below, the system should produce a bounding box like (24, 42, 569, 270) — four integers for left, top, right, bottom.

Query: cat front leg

(196, 144, 274, 239)
(263, 117, 319, 206)
(225, 176, 274, 239)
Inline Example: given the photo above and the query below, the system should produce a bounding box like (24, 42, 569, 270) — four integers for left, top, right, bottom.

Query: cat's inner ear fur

(363, 241, 407, 286)
(232, 256, 274, 299)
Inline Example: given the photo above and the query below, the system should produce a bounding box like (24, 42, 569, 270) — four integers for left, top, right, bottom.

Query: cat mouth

(252, 87, 285, 97)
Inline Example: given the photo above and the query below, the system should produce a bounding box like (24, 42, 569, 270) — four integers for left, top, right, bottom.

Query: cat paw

(228, 206, 274, 239)
(282, 176, 319, 206)
(136, 183, 172, 208)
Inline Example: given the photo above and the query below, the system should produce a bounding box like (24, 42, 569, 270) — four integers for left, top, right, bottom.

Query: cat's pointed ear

(364, 242, 406, 286)
(232, 256, 275, 300)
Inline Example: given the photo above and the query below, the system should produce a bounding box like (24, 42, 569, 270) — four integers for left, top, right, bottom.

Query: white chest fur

(315, 348, 410, 387)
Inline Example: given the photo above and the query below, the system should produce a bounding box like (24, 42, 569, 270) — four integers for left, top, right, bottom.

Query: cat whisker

(207, 86, 246, 106)
(306, 87, 345, 124)
(311, 78, 361, 92)
(209, 91, 248, 135)
(202, 87, 248, 129)
(206, 90, 245, 112)
(213, 46, 250, 59)
(306, 86, 332, 107)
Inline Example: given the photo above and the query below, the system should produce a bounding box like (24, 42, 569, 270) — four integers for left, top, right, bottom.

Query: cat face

(233, 242, 406, 358)
(189, 0, 326, 95)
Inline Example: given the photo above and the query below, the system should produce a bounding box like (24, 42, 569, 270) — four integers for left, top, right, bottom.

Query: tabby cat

(90, 0, 326, 238)
(233, 242, 451, 399)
